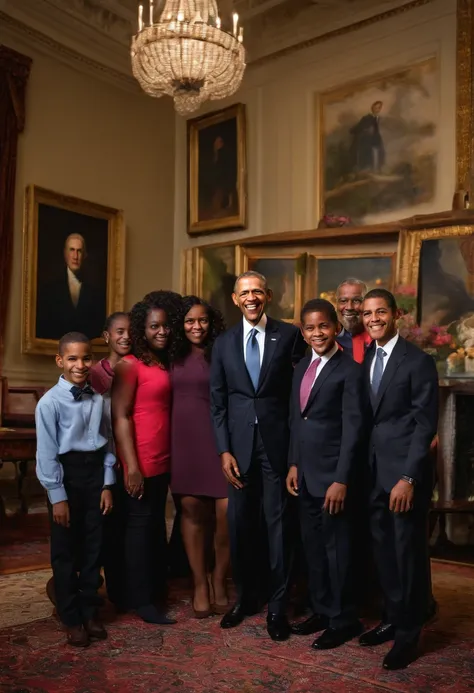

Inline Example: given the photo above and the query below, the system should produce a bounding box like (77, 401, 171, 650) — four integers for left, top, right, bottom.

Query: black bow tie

(70, 384, 95, 401)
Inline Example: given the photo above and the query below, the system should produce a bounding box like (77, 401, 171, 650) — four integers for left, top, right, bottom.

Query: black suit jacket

(210, 316, 307, 474)
(289, 349, 365, 498)
(363, 336, 439, 492)
(36, 269, 105, 341)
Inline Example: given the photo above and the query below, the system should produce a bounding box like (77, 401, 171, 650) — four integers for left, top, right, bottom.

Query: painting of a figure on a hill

(320, 58, 438, 225)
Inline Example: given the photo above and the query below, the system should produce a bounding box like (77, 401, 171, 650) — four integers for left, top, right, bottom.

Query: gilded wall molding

(456, 0, 474, 198)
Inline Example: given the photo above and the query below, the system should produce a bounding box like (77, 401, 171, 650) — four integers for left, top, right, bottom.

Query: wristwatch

(401, 475, 416, 486)
(102, 485, 114, 491)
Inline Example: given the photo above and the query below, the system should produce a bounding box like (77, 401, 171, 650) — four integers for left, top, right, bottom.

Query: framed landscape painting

(198, 245, 241, 327)
(22, 186, 125, 355)
(314, 254, 395, 306)
(240, 249, 305, 323)
(188, 103, 247, 235)
(319, 58, 438, 225)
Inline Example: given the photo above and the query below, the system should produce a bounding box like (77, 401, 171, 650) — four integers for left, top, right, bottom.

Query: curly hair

(130, 290, 182, 367)
(171, 295, 225, 363)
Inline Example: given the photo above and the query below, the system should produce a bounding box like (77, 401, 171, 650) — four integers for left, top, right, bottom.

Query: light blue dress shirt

(35, 376, 116, 504)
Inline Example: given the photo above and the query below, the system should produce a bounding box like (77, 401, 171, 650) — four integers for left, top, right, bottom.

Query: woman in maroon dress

(171, 296, 229, 617)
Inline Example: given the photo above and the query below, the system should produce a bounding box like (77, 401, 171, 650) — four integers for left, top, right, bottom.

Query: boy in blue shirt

(36, 332, 115, 647)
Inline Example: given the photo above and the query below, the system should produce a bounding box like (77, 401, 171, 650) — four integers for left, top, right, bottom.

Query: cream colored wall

(172, 0, 457, 285)
(3, 41, 175, 386)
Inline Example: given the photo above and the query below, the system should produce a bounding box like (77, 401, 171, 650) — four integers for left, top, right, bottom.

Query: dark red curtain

(0, 46, 31, 372)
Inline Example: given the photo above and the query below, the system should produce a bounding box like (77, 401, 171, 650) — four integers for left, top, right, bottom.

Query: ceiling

(0, 0, 419, 90)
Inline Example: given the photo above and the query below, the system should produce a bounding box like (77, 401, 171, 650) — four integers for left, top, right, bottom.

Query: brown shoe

(66, 625, 90, 647)
(84, 619, 107, 640)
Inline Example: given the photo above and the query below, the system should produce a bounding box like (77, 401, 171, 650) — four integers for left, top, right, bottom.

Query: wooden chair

(0, 378, 47, 514)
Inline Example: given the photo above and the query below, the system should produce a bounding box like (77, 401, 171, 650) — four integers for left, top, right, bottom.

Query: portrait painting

(316, 255, 395, 306)
(199, 245, 241, 327)
(319, 58, 438, 225)
(22, 186, 125, 355)
(247, 257, 303, 323)
(418, 235, 474, 329)
(188, 103, 247, 235)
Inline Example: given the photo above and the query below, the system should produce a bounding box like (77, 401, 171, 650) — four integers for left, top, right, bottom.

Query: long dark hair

(130, 291, 182, 367)
(172, 295, 225, 363)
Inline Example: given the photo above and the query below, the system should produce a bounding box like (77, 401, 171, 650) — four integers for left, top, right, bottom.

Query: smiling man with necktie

(210, 271, 306, 641)
(287, 299, 365, 651)
(360, 289, 438, 670)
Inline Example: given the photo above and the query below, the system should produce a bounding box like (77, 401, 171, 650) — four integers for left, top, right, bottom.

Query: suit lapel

(257, 317, 280, 391)
(232, 322, 254, 393)
(373, 337, 407, 414)
(303, 350, 342, 413)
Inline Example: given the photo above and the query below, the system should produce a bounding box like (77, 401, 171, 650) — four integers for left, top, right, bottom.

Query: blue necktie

(371, 347, 386, 395)
(246, 328, 261, 390)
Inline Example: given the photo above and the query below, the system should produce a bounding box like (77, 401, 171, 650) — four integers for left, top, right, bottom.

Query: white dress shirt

(67, 267, 82, 308)
(370, 332, 399, 383)
(309, 342, 339, 388)
(243, 314, 267, 365)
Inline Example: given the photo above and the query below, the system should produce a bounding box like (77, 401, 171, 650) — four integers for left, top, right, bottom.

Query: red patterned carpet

(0, 561, 473, 693)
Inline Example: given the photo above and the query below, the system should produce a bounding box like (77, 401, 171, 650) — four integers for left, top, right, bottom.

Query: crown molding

(0, 10, 141, 95)
(248, 0, 436, 68)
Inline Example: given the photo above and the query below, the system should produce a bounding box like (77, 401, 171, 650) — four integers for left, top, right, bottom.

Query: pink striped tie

(300, 358, 321, 412)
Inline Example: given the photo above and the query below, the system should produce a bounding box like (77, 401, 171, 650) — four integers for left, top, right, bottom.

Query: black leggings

(123, 473, 170, 609)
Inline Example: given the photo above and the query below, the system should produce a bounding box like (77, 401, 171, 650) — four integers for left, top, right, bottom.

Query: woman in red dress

(171, 296, 229, 618)
(112, 292, 180, 624)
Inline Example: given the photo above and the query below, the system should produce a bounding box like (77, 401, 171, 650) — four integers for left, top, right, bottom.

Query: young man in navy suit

(359, 289, 438, 670)
(210, 271, 306, 641)
(287, 298, 365, 650)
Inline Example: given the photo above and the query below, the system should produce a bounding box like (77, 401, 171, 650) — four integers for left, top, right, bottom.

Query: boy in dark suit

(287, 298, 365, 650)
(36, 332, 115, 647)
(359, 289, 438, 670)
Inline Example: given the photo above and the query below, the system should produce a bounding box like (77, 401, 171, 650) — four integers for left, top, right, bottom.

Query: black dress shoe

(266, 613, 290, 641)
(359, 622, 395, 647)
(383, 641, 418, 670)
(312, 621, 363, 650)
(220, 603, 258, 629)
(291, 614, 328, 635)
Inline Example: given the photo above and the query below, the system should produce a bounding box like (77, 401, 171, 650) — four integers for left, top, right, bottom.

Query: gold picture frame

(239, 246, 305, 323)
(398, 225, 474, 326)
(22, 185, 125, 356)
(187, 103, 247, 235)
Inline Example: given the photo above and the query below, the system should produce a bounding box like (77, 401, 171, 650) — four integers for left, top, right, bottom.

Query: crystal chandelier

(131, 1, 246, 116)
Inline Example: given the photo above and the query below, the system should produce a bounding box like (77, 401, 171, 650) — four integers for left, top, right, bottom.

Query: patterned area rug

(0, 561, 473, 692)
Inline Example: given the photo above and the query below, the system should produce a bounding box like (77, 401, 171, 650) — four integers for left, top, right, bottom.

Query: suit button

(248, 422, 254, 427)
(303, 417, 308, 421)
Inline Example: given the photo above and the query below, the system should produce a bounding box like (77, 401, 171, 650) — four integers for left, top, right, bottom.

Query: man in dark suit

(350, 100, 385, 173)
(36, 233, 105, 341)
(287, 298, 365, 650)
(210, 270, 306, 641)
(359, 288, 438, 670)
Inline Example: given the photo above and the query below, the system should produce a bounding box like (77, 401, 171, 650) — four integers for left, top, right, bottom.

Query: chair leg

(18, 460, 28, 514)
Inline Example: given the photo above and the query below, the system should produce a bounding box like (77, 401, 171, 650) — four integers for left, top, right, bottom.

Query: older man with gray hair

(335, 278, 371, 363)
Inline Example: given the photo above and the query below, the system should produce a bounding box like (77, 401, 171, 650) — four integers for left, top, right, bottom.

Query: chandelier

(131, 1, 246, 116)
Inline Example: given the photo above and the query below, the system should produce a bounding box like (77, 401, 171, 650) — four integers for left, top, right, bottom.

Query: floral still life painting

(320, 58, 438, 225)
